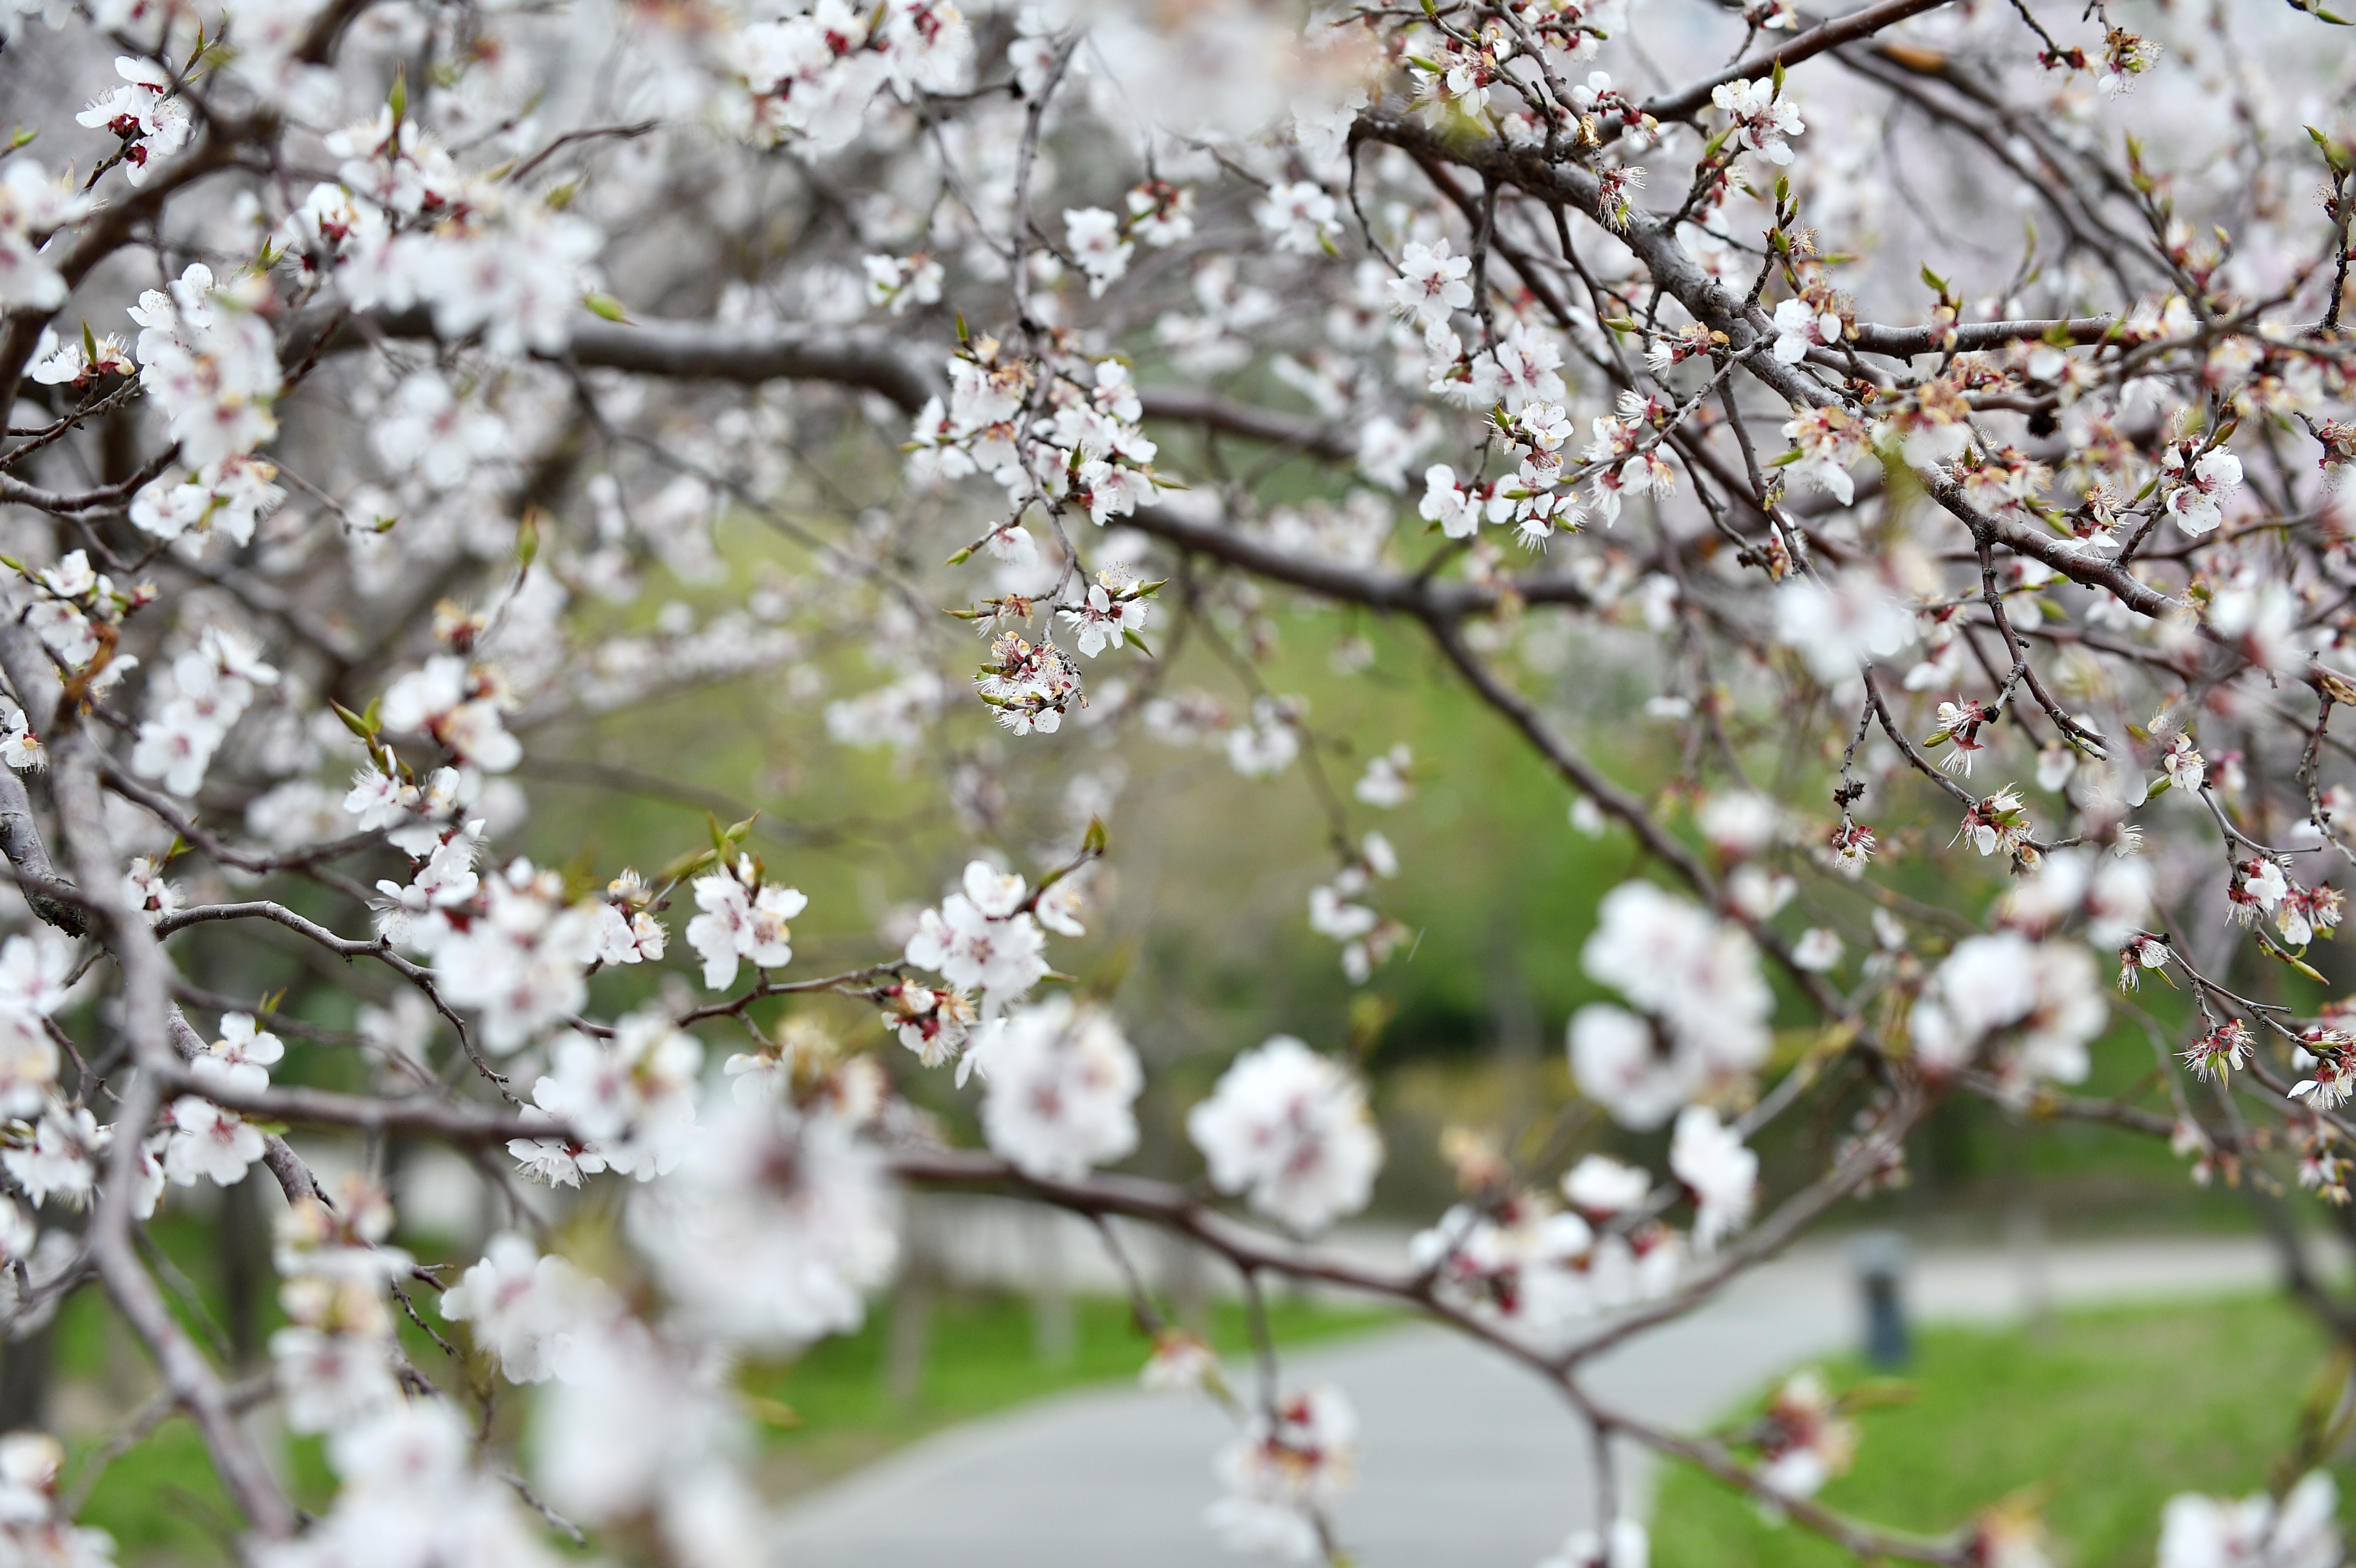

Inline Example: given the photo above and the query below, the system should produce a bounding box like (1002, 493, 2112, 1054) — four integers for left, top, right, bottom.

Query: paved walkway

(767, 1235, 2298, 1568)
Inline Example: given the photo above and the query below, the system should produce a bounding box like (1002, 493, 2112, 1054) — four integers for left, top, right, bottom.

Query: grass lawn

(742, 1287, 1396, 1499)
(55, 1280, 1390, 1562)
(1651, 1293, 2351, 1568)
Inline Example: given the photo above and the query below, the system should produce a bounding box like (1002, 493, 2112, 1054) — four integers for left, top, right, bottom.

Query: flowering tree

(0, 0, 2349, 1561)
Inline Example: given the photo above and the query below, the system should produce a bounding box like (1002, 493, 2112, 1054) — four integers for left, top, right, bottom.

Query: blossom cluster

(1570, 882, 1772, 1130)
(0, 0, 2352, 1563)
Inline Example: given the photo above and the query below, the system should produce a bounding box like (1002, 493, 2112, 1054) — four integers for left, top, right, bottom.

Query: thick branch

(1637, 0, 1957, 123)
(1850, 316, 2117, 357)
(1122, 505, 1592, 615)
(155, 1068, 552, 1144)
(296, 307, 943, 414)
(51, 743, 294, 1538)
(0, 771, 91, 937)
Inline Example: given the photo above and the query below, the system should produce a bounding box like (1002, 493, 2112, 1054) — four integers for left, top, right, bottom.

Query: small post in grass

(1029, 1209, 1075, 1366)
(1850, 1230, 1911, 1369)
(887, 1197, 937, 1414)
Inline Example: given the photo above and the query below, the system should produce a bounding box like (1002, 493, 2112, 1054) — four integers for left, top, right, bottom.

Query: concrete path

(767, 1235, 2298, 1568)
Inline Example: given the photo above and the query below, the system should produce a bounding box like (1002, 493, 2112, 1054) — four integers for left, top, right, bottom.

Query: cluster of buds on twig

(1926, 697, 1998, 775)
(2226, 857, 2341, 947)
(1506, 0, 1615, 61)
(2119, 934, 2171, 991)
(1407, 31, 1511, 128)
(6, 550, 145, 689)
(1746, 1370, 1858, 1500)
(877, 979, 977, 1070)
(1567, 71, 1657, 146)
(2097, 25, 2162, 93)
(954, 592, 1037, 634)
(2181, 1017, 2249, 1080)
(28, 323, 135, 389)
(1643, 322, 1728, 375)
(1591, 163, 1646, 232)
(1056, 565, 1161, 657)
(1821, 819, 1876, 879)
(1950, 443, 2053, 518)
(2303, 416, 2356, 488)
(1953, 786, 2033, 861)
(975, 631, 1084, 736)
(2291, 1026, 2356, 1109)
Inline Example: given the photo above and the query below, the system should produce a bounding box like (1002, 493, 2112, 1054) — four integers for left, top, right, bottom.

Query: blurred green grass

(1651, 1293, 2351, 1568)
(742, 1288, 1394, 1498)
(43, 1271, 1387, 1561)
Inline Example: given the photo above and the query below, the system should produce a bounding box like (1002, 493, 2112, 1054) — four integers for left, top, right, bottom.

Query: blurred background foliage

(420, 500, 2272, 1237)
(167, 490, 2296, 1238)
(78, 450, 2333, 1561)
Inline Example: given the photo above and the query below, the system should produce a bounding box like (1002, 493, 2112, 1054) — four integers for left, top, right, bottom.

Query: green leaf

(1082, 815, 1109, 855)
(582, 292, 630, 323)
(330, 700, 376, 740)
(658, 846, 718, 882)
(2272, 945, 2331, 985)
(2144, 774, 2171, 799)
(388, 64, 408, 127)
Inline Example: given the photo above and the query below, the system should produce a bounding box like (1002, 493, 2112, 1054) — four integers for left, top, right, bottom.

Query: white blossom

(1187, 1037, 1383, 1232)
(1207, 1387, 1357, 1563)
(1669, 1106, 1756, 1252)
(2158, 1471, 2340, 1568)
(627, 1098, 898, 1349)
(969, 995, 1140, 1181)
